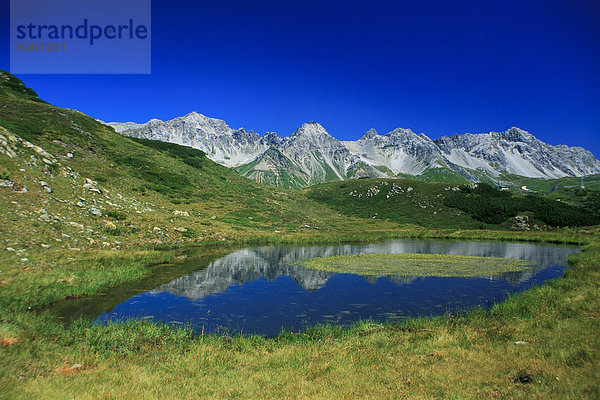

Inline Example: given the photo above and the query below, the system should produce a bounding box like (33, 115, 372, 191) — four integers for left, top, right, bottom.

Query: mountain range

(108, 113, 600, 190)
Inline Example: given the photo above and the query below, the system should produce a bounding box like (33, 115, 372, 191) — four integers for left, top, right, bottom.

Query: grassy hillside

(305, 178, 485, 229)
(305, 178, 599, 230)
(444, 183, 600, 227)
(499, 173, 600, 193)
(0, 71, 404, 255)
(0, 72, 46, 103)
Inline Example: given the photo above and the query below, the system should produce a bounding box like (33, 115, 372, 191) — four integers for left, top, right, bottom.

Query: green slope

(305, 178, 485, 229)
(0, 72, 46, 103)
(305, 178, 599, 230)
(498, 173, 600, 192)
(235, 147, 310, 189)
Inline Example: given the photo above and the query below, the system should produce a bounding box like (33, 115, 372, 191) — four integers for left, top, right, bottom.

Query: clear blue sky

(1, 0, 599, 155)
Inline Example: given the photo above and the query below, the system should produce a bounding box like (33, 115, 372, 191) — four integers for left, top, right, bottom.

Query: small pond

(54, 239, 579, 336)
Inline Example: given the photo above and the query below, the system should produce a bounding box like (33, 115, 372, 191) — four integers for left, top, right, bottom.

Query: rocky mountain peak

(359, 128, 379, 141)
(386, 127, 417, 137)
(178, 112, 231, 133)
(491, 127, 535, 143)
(261, 131, 283, 146)
(291, 121, 331, 138)
(183, 111, 203, 119)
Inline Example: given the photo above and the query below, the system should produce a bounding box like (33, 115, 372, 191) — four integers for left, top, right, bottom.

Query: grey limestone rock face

(106, 115, 600, 188)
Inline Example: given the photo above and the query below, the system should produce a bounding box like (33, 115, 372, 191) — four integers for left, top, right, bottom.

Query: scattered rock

(14, 186, 28, 193)
(38, 213, 51, 222)
(174, 227, 188, 232)
(513, 215, 530, 230)
(76, 201, 84, 208)
(104, 221, 116, 229)
(0, 179, 14, 188)
(0, 131, 19, 156)
(83, 178, 94, 189)
(41, 244, 50, 249)
(514, 341, 529, 345)
(68, 222, 84, 230)
(173, 210, 189, 216)
(90, 208, 102, 216)
(70, 364, 82, 371)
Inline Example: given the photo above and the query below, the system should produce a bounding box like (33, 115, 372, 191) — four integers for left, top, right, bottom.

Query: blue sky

(1, 0, 599, 155)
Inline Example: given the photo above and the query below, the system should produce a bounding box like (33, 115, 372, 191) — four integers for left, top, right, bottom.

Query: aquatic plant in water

(300, 253, 533, 277)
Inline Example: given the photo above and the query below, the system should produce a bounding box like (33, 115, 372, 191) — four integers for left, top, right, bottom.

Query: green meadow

(0, 230, 598, 399)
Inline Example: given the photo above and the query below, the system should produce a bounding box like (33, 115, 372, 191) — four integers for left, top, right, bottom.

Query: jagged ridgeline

(108, 111, 600, 190)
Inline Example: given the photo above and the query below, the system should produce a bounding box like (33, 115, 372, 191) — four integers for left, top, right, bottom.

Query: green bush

(443, 184, 600, 227)
(182, 228, 198, 238)
(106, 210, 127, 221)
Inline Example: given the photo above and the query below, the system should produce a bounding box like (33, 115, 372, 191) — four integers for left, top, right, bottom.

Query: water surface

(54, 239, 578, 336)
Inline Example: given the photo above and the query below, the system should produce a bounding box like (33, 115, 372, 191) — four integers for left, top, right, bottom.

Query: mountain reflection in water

(54, 239, 577, 336)
(150, 241, 573, 301)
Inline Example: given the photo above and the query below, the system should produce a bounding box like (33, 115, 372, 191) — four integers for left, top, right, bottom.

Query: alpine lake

(52, 239, 579, 337)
